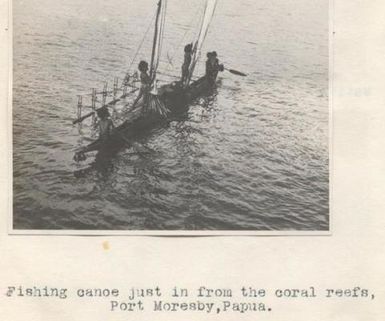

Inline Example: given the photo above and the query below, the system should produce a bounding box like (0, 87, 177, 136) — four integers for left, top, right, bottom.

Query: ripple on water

(13, 0, 329, 231)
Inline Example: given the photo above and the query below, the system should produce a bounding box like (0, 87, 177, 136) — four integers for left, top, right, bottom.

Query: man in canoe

(130, 59, 169, 116)
(96, 106, 114, 142)
(181, 43, 193, 85)
(132, 60, 151, 109)
(73, 106, 115, 162)
(205, 51, 224, 84)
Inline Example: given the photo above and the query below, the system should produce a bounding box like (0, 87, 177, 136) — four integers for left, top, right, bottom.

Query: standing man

(181, 43, 193, 85)
(132, 60, 151, 109)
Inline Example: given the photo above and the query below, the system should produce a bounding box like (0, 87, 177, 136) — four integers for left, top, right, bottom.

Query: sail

(150, 0, 167, 90)
(148, 0, 169, 115)
(186, 0, 218, 85)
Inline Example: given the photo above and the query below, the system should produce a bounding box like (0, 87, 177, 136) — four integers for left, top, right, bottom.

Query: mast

(185, 0, 218, 86)
(150, 0, 162, 81)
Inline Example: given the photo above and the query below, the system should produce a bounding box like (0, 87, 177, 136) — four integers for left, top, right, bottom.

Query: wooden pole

(113, 77, 118, 100)
(150, 0, 162, 80)
(77, 95, 82, 120)
(123, 73, 129, 97)
(91, 88, 96, 125)
(102, 82, 108, 106)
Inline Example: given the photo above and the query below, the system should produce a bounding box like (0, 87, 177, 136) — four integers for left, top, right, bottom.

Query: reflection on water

(13, 0, 329, 230)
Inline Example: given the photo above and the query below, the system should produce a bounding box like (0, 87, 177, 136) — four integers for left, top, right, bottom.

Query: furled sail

(150, 0, 167, 92)
(186, 0, 218, 86)
(148, 0, 169, 115)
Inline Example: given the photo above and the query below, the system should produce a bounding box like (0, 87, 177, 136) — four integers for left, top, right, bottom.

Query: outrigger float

(73, 0, 245, 162)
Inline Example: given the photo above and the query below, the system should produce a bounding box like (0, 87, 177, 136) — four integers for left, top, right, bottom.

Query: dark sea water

(13, 0, 329, 231)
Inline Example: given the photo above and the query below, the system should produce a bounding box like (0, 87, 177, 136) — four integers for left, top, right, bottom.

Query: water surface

(13, 0, 329, 230)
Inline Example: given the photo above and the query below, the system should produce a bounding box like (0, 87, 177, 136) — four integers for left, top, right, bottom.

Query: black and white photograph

(12, 0, 329, 232)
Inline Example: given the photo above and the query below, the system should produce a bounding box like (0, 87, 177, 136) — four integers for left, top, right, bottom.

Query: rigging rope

(163, 2, 205, 76)
(187, 0, 218, 85)
(127, 11, 157, 72)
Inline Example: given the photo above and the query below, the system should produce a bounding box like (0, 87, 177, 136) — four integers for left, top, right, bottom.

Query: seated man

(205, 51, 224, 84)
(96, 107, 114, 142)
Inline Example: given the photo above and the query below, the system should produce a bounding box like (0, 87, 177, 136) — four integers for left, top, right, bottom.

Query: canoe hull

(75, 75, 214, 156)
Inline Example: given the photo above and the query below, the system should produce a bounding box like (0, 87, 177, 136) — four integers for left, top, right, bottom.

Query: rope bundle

(146, 94, 169, 118)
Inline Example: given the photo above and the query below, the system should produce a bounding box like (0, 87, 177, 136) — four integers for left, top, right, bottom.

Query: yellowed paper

(1, 0, 384, 320)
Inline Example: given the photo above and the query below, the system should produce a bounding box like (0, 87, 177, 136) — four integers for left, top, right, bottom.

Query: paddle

(224, 67, 247, 77)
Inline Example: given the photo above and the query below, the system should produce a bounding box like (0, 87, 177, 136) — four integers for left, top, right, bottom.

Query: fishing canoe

(73, 0, 221, 160)
(74, 75, 216, 158)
